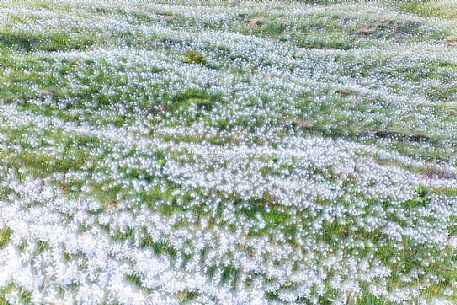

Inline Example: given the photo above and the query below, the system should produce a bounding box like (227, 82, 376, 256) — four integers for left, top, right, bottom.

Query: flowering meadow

(0, 0, 456, 304)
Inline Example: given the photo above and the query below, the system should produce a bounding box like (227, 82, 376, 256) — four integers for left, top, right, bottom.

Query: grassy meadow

(0, 1, 456, 304)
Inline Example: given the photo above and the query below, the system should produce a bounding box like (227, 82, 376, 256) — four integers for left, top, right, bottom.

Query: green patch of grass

(240, 14, 358, 48)
(0, 31, 39, 52)
(187, 97, 213, 112)
(320, 219, 351, 246)
(127, 273, 143, 287)
(18, 241, 27, 252)
(184, 50, 207, 65)
(36, 240, 49, 254)
(240, 12, 442, 49)
(0, 286, 31, 305)
(260, 21, 287, 37)
(393, 61, 457, 82)
(0, 30, 96, 52)
(158, 202, 184, 217)
(265, 290, 279, 301)
(0, 227, 12, 249)
(7, 151, 89, 177)
(364, 19, 443, 41)
(177, 290, 199, 303)
(112, 228, 135, 242)
(448, 216, 457, 236)
(30, 0, 73, 12)
(402, 185, 431, 208)
(153, 9, 175, 18)
(222, 265, 240, 286)
(238, 195, 292, 237)
(169, 89, 222, 114)
(428, 85, 457, 102)
(140, 233, 177, 259)
(0, 127, 97, 179)
(399, 1, 457, 21)
(130, 11, 156, 24)
(378, 237, 449, 282)
(355, 294, 393, 305)
(0, 284, 14, 305)
(19, 289, 32, 304)
(0, 55, 140, 120)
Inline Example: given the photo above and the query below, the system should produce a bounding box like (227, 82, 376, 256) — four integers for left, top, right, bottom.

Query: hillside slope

(0, 1, 456, 304)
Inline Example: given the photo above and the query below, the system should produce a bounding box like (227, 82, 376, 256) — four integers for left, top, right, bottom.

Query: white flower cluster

(0, 0, 456, 304)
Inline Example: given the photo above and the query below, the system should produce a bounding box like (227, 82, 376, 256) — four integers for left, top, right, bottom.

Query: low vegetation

(0, 0, 455, 304)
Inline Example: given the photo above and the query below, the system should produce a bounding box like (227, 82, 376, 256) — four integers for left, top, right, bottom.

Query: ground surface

(0, 1, 456, 304)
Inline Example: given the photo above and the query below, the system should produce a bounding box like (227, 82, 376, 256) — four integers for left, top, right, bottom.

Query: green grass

(177, 290, 199, 303)
(0, 227, 12, 249)
(36, 241, 49, 254)
(0, 30, 96, 52)
(398, 1, 457, 21)
(170, 89, 222, 115)
(433, 187, 457, 197)
(355, 295, 393, 305)
(184, 50, 208, 65)
(127, 273, 143, 287)
(140, 232, 177, 259)
(0, 284, 31, 305)
(0, 1, 455, 303)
